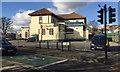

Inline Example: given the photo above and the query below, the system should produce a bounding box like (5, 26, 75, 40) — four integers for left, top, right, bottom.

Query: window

(39, 17, 42, 24)
(25, 32, 27, 37)
(51, 17, 55, 23)
(49, 28, 54, 35)
(20, 34, 22, 37)
(65, 28, 74, 34)
(51, 17, 54, 23)
(42, 29, 45, 35)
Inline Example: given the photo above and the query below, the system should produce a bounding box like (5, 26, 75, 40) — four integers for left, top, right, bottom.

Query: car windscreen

(92, 36, 105, 43)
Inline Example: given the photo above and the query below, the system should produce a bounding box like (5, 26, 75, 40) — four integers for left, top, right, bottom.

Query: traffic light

(109, 6, 116, 23)
(97, 8, 103, 24)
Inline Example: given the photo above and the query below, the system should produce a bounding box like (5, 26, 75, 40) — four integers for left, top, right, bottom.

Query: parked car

(0, 39, 17, 56)
(5, 37, 12, 41)
(27, 35, 38, 42)
(90, 34, 110, 50)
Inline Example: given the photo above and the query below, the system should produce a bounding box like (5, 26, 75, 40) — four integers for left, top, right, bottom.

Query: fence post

(56, 41, 59, 50)
(47, 41, 49, 49)
(68, 41, 71, 51)
(62, 41, 63, 51)
(39, 41, 41, 48)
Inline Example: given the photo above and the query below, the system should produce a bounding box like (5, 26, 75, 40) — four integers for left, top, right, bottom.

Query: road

(1, 40, 120, 72)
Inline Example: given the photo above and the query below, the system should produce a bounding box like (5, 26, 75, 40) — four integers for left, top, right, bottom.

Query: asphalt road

(1, 40, 120, 72)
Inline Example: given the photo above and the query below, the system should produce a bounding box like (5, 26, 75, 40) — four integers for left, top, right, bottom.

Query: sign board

(63, 42, 69, 46)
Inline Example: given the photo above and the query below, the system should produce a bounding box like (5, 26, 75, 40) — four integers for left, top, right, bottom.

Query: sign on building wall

(63, 42, 70, 46)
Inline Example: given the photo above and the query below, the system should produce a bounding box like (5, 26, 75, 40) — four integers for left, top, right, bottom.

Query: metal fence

(36, 40, 90, 52)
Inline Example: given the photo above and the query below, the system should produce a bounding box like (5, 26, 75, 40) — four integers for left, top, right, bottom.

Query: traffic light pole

(104, 4, 108, 62)
(98, 4, 116, 63)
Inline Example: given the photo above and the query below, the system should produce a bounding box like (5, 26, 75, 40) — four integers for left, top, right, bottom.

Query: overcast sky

(1, 0, 119, 31)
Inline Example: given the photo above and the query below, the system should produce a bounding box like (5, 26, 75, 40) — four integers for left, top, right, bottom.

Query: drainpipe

(84, 18, 87, 40)
(41, 25, 43, 41)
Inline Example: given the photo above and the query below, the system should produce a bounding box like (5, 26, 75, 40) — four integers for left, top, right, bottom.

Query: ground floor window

(49, 28, 54, 35)
(25, 32, 27, 37)
(66, 28, 74, 34)
(20, 34, 22, 37)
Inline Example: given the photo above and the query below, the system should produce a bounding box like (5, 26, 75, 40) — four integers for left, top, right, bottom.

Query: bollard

(68, 41, 71, 51)
(39, 41, 41, 48)
(47, 41, 49, 49)
(56, 42, 59, 50)
(68, 42, 70, 51)
(62, 41, 63, 51)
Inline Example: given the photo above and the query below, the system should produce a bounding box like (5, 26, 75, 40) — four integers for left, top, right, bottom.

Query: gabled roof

(56, 12, 86, 20)
(28, 8, 54, 16)
(28, 8, 86, 20)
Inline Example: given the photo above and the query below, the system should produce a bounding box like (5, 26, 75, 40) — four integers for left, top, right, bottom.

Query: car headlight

(0, 48, 2, 50)
(0, 47, 5, 50)
(91, 43, 94, 46)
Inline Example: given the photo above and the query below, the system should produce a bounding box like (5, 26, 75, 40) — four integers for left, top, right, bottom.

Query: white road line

(38, 59, 68, 69)
(0, 65, 19, 71)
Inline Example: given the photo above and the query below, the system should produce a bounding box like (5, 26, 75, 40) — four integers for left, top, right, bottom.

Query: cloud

(48, 0, 95, 14)
(12, 9, 34, 31)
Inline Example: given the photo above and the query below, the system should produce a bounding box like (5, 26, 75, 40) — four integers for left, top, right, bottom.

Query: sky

(1, 1, 119, 31)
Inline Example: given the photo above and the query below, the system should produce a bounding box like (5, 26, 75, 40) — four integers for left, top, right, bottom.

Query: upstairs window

(39, 17, 42, 24)
(49, 28, 54, 35)
(51, 17, 56, 23)
(51, 17, 54, 23)
(42, 29, 45, 35)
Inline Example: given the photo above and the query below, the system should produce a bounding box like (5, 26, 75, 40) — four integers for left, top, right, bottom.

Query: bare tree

(0, 17, 13, 37)
(88, 20, 100, 34)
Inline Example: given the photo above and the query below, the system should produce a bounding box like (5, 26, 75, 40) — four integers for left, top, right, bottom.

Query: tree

(88, 20, 101, 34)
(0, 17, 13, 37)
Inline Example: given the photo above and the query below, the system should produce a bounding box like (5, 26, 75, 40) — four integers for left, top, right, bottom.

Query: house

(16, 27, 30, 39)
(102, 25, 120, 42)
(103, 25, 119, 33)
(16, 8, 89, 41)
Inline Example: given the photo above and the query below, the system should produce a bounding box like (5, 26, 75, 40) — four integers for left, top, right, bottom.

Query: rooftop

(28, 8, 86, 20)
(28, 8, 54, 16)
(56, 12, 86, 20)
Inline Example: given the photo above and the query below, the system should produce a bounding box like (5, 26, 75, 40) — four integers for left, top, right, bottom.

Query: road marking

(38, 59, 68, 69)
(0, 66, 19, 71)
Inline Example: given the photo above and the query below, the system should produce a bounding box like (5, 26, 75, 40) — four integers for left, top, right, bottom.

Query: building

(103, 25, 119, 33)
(16, 27, 30, 39)
(16, 8, 89, 41)
(102, 25, 120, 42)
